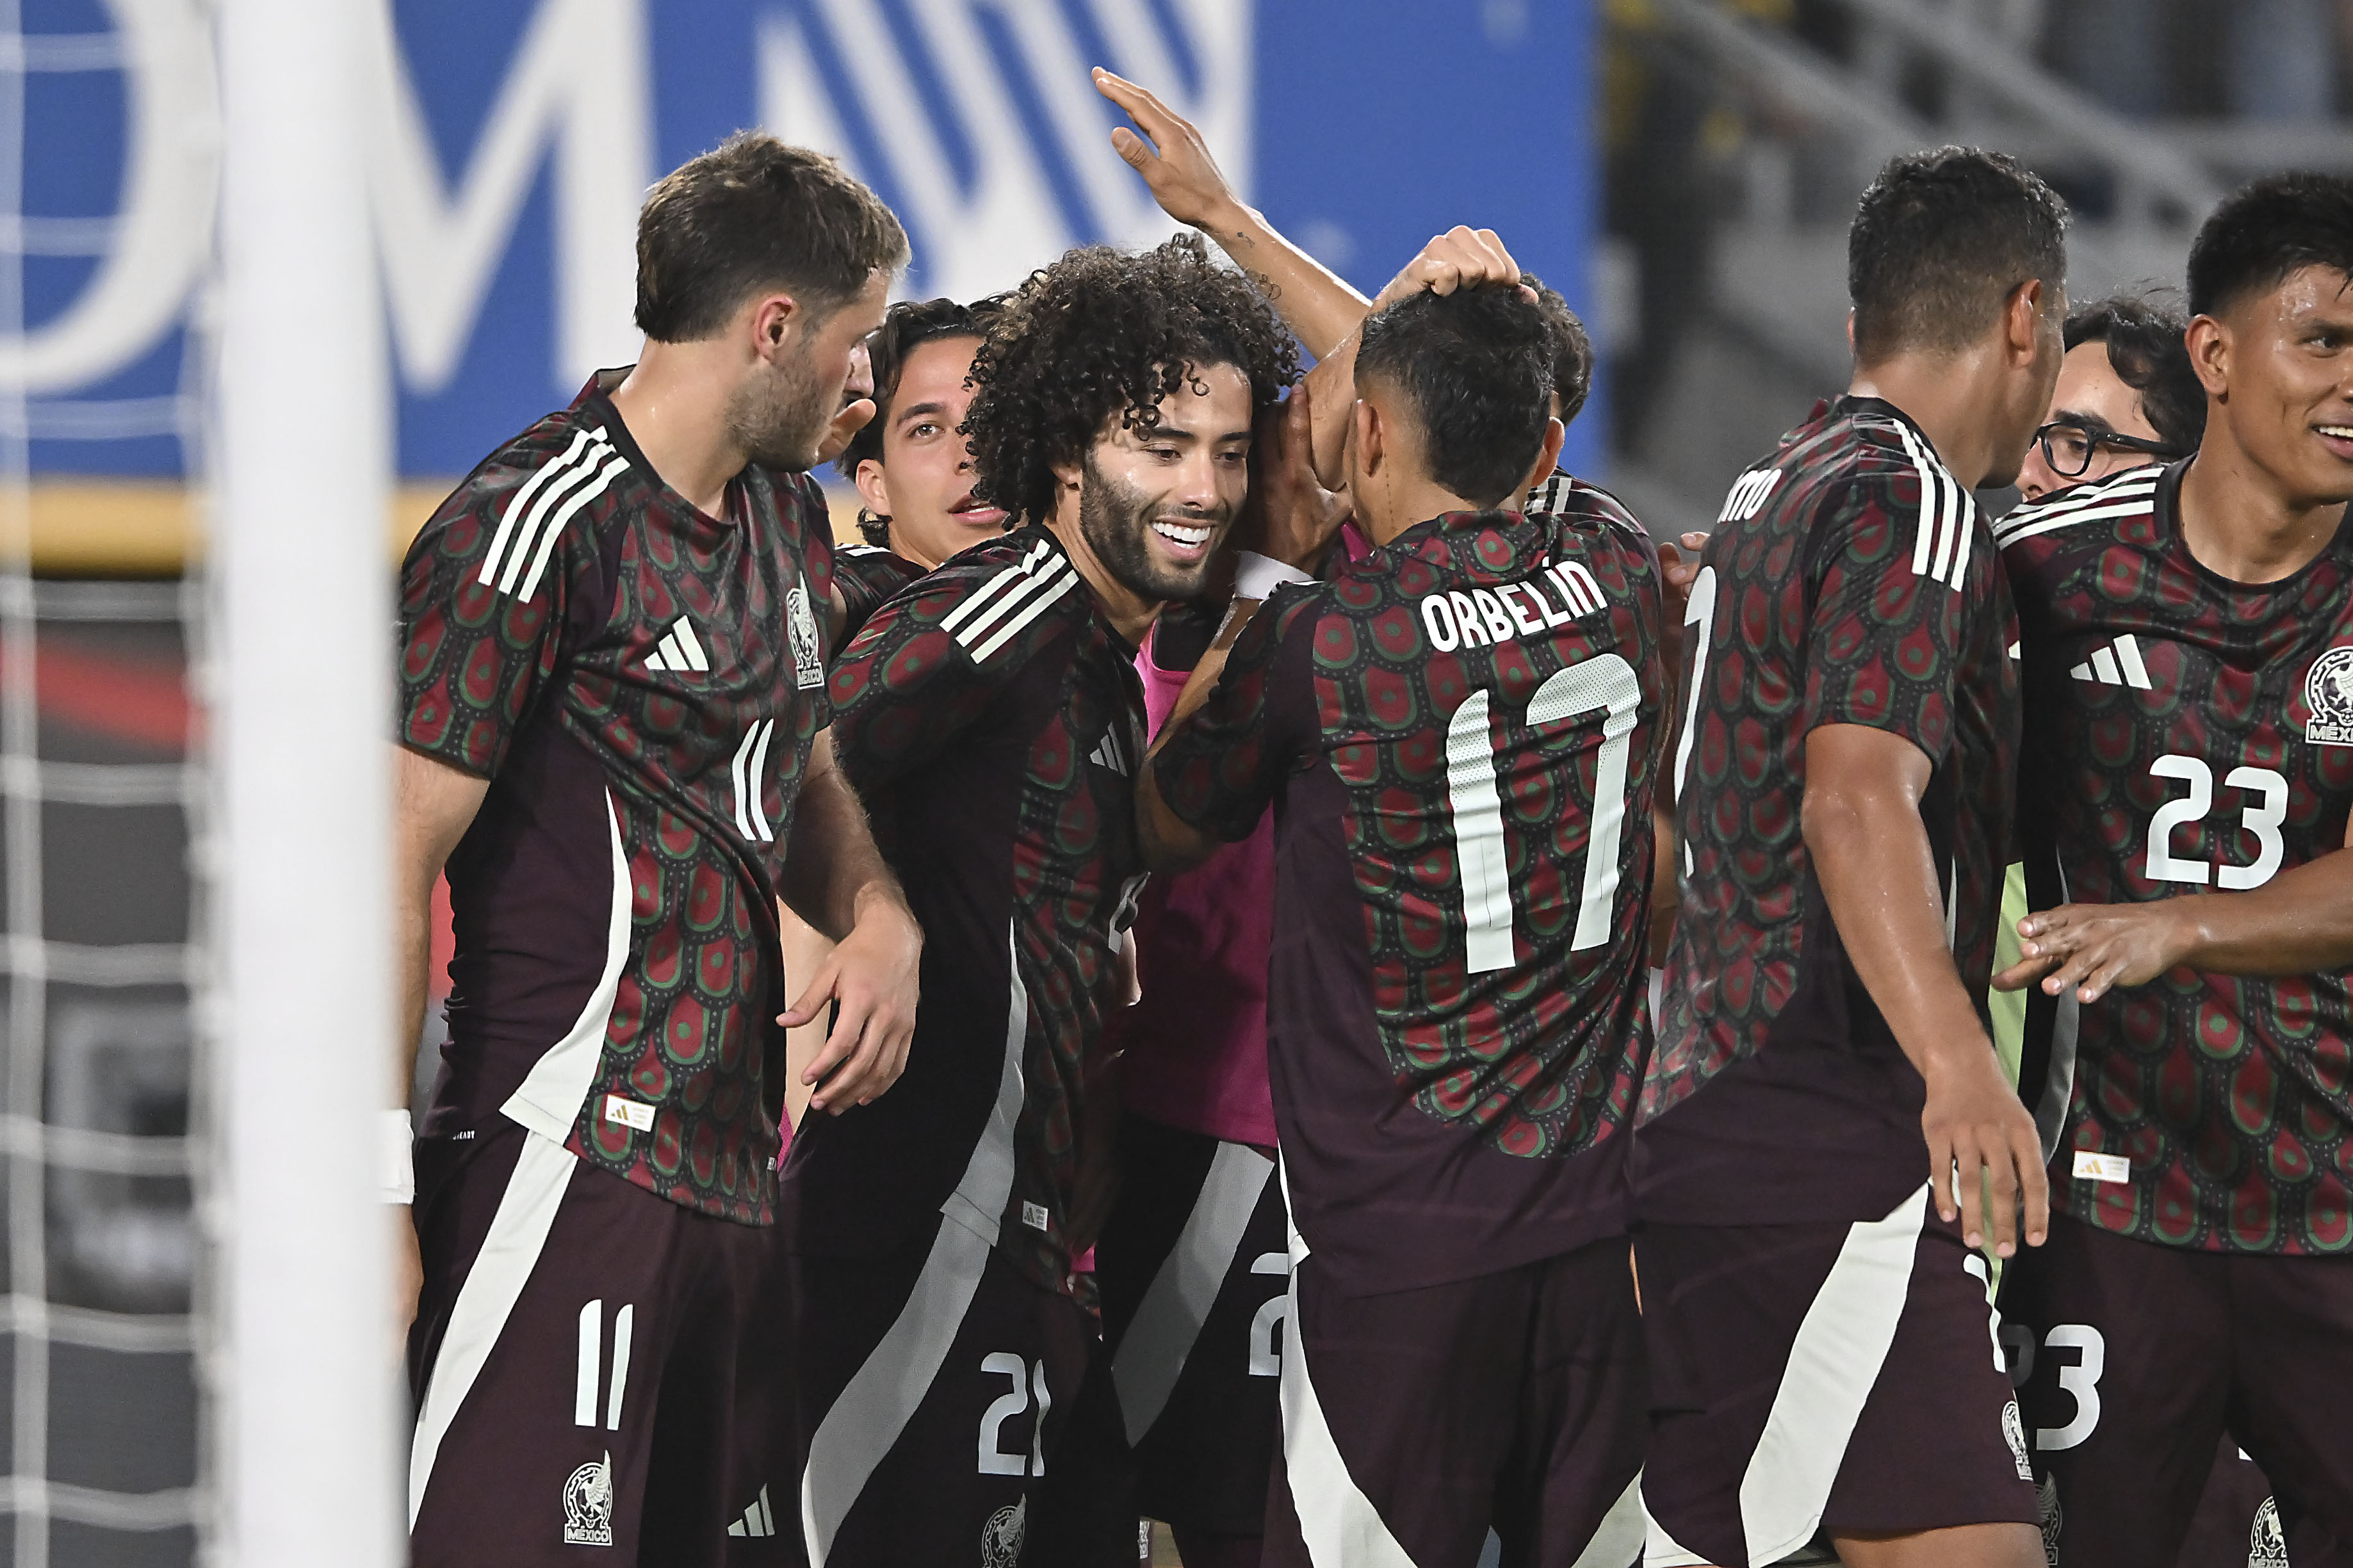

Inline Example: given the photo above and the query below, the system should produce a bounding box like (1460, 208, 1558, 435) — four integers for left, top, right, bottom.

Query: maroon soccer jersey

(1636, 396, 2022, 1227)
(397, 373, 834, 1225)
(778, 524, 1148, 1297)
(1998, 461, 2353, 1255)
(1150, 487, 1665, 1296)
(829, 540, 923, 647)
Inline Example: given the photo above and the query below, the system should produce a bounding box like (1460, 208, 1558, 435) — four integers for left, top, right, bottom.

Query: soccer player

(827, 293, 1011, 640)
(391, 136, 924, 1567)
(1634, 147, 2067, 1568)
(1991, 172, 2353, 1564)
(782, 294, 1009, 1131)
(774, 233, 1298, 1568)
(1137, 262, 1662, 1567)
(2015, 293, 2202, 503)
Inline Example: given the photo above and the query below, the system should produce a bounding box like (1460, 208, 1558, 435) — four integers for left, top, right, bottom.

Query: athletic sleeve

(1149, 586, 1321, 843)
(395, 470, 575, 779)
(1796, 469, 1966, 765)
(826, 567, 1035, 791)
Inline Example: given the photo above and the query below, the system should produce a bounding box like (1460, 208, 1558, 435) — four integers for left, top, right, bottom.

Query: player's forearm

(1196, 201, 1370, 361)
(2166, 848, 2353, 974)
(1804, 780, 1994, 1079)
(394, 875, 434, 1107)
(780, 753, 910, 943)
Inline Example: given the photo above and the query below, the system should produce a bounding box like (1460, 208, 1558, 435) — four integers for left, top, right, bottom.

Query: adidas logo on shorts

(726, 1484, 777, 1538)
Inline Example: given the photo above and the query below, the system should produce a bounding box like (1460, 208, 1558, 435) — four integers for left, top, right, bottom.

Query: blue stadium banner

(19, 0, 1597, 483)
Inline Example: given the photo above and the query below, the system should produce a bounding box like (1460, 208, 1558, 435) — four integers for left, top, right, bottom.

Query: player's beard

(1077, 451, 1228, 603)
(726, 352, 832, 474)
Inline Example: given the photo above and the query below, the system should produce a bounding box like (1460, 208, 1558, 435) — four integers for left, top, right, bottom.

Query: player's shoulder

(1992, 461, 2167, 556)
(865, 526, 1084, 663)
(403, 403, 623, 581)
(1530, 473, 1661, 579)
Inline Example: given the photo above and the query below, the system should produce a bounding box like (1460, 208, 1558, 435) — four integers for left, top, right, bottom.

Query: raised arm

(1094, 67, 1369, 359)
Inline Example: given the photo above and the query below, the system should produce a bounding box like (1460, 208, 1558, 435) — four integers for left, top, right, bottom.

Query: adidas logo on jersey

(1089, 722, 1137, 777)
(644, 617, 710, 674)
(726, 1485, 778, 1538)
(2068, 634, 2152, 690)
(1718, 467, 1782, 522)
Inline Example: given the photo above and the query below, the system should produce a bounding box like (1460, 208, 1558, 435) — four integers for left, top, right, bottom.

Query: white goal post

(209, 0, 398, 1562)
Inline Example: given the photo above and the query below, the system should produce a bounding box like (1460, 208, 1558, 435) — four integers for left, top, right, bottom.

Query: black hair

(1354, 284, 1555, 508)
(2186, 171, 2353, 321)
(836, 295, 1007, 547)
(2063, 292, 2206, 456)
(1848, 146, 2069, 365)
(965, 234, 1298, 525)
(635, 133, 908, 343)
(1521, 271, 1594, 428)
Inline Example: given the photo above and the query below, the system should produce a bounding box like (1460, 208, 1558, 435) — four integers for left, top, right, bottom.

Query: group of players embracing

(386, 57, 2353, 1568)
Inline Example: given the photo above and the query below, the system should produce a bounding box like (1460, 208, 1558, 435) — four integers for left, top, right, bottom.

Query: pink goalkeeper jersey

(1113, 527, 1372, 1148)
(1111, 622, 1280, 1147)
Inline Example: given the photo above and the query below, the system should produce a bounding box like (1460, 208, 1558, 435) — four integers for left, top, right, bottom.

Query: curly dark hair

(1520, 271, 1594, 428)
(963, 233, 1299, 524)
(836, 294, 1007, 546)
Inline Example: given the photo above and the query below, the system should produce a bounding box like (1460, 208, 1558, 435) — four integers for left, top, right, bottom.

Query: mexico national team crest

(981, 1497, 1026, 1568)
(563, 1452, 614, 1547)
(788, 582, 825, 692)
(2304, 645, 2353, 745)
(2002, 1400, 2033, 1481)
(2249, 1496, 2290, 1568)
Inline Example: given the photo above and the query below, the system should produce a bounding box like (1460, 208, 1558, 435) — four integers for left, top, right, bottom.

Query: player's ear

(2186, 313, 2231, 400)
(1353, 398, 1383, 477)
(1517, 417, 1566, 499)
(745, 292, 801, 360)
(854, 458, 892, 518)
(2004, 279, 2044, 363)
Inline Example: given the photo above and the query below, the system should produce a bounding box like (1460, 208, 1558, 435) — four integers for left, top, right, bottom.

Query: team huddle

(386, 63, 2353, 1568)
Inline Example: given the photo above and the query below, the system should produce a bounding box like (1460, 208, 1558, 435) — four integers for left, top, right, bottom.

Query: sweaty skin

(852, 334, 1009, 570)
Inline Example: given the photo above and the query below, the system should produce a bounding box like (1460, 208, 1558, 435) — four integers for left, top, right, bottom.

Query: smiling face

(2205, 264, 2353, 507)
(852, 334, 1006, 570)
(1070, 362, 1253, 603)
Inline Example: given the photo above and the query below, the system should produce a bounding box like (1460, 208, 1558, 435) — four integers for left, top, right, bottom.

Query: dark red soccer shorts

(1261, 1229, 1648, 1568)
(1634, 1184, 2038, 1568)
(406, 1116, 780, 1568)
(779, 1213, 1095, 1568)
(1093, 1117, 1289, 1540)
(1999, 1210, 2353, 1567)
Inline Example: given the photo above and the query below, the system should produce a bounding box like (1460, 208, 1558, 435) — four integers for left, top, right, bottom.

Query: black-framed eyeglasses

(2034, 420, 2181, 479)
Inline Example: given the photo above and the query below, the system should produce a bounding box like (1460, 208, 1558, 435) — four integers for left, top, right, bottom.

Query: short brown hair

(1848, 147, 2068, 365)
(635, 134, 908, 343)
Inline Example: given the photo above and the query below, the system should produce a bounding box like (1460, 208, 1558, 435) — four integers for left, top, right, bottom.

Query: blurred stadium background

(0, 0, 2343, 1562)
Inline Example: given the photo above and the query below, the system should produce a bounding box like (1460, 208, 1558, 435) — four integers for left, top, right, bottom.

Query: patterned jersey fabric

(397, 372, 835, 1225)
(2001, 460, 2353, 1255)
(778, 524, 1148, 1298)
(1636, 396, 2021, 1227)
(829, 540, 922, 647)
(1152, 487, 1665, 1296)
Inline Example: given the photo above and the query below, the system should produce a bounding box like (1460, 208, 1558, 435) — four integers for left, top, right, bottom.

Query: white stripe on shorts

(1736, 1182, 1930, 1566)
(1274, 1158, 1420, 1568)
(797, 921, 1029, 1566)
(1570, 1473, 1647, 1568)
(1112, 1140, 1274, 1444)
(407, 1128, 579, 1527)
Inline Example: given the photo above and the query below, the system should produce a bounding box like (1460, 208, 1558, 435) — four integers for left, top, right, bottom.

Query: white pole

(211, 0, 396, 1560)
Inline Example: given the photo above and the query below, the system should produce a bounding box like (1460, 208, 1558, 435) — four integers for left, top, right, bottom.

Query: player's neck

(1359, 477, 1483, 547)
(1043, 510, 1162, 646)
(2176, 440, 2344, 585)
(1846, 353, 2012, 490)
(607, 346, 749, 519)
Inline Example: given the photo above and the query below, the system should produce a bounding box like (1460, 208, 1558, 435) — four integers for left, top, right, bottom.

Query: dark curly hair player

(772, 232, 1294, 1568)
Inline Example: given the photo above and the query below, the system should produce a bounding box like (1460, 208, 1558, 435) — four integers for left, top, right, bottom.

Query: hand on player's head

(1233, 380, 1349, 574)
(1372, 227, 1533, 314)
(1093, 67, 1237, 230)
